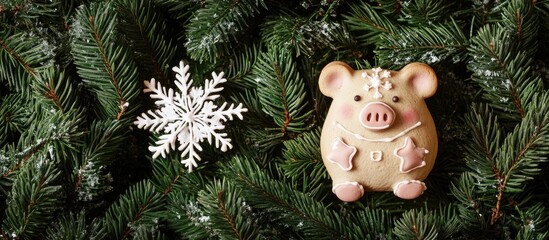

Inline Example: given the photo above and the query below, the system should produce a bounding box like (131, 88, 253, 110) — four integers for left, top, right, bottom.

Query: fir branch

(450, 172, 490, 235)
(1, 110, 84, 179)
(491, 92, 549, 224)
(468, 24, 543, 123)
(198, 179, 258, 239)
(463, 0, 501, 29)
(164, 169, 213, 239)
(344, 2, 397, 44)
(226, 43, 261, 89)
(154, 0, 201, 21)
(116, 0, 176, 82)
(376, 20, 468, 67)
(97, 181, 164, 240)
(393, 206, 461, 240)
(217, 192, 240, 239)
(89, 16, 125, 119)
(261, 15, 350, 57)
(0, 94, 32, 146)
(0, 0, 60, 28)
(46, 211, 102, 240)
(501, 0, 539, 56)
(397, 0, 450, 24)
(149, 155, 186, 196)
(374, 0, 403, 16)
(513, 203, 549, 239)
(252, 47, 313, 134)
(185, 0, 267, 62)
(71, 2, 140, 120)
(223, 156, 377, 239)
(280, 128, 328, 195)
(167, 195, 211, 239)
(0, 30, 53, 93)
(32, 67, 81, 113)
(463, 104, 503, 190)
(75, 120, 127, 202)
(2, 160, 62, 239)
(0, 37, 37, 78)
(393, 210, 438, 239)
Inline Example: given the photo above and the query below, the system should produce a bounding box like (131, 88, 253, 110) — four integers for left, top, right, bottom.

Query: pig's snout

(359, 102, 395, 130)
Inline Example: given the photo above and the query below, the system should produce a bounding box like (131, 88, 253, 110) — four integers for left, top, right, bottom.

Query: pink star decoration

(328, 138, 357, 171)
(394, 136, 428, 173)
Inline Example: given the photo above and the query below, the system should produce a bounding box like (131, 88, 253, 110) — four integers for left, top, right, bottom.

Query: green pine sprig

(0, 30, 54, 94)
(252, 47, 313, 134)
(94, 180, 164, 239)
(393, 206, 461, 240)
(2, 160, 62, 239)
(223, 155, 396, 239)
(75, 120, 127, 202)
(70, 1, 140, 120)
(116, 0, 177, 83)
(468, 24, 543, 123)
(501, 0, 539, 57)
(261, 14, 350, 57)
(197, 179, 259, 239)
(46, 210, 102, 240)
(0, 94, 32, 146)
(344, 1, 398, 46)
(376, 20, 468, 67)
(458, 91, 549, 226)
(185, 0, 267, 62)
(280, 128, 328, 196)
(32, 67, 81, 113)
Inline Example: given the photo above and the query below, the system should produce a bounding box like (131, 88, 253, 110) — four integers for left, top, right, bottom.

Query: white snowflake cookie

(134, 61, 247, 171)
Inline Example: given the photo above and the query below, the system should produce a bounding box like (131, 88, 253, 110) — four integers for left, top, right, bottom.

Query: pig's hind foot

(393, 180, 426, 199)
(332, 181, 364, 202)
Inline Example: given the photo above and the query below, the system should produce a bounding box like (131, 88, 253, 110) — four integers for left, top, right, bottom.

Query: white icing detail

(370, 151, 382, 161)
(363, 67, 392, 99)
(332, 181, 364, 194)
(361, 72, 367, 78)
(335, 121, 422, 143)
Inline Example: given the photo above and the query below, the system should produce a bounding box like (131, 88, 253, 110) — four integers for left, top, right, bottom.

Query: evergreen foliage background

(1, 0, 549, 239)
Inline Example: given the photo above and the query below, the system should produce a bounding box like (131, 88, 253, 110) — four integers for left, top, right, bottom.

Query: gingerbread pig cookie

(319, 61, 438, 202)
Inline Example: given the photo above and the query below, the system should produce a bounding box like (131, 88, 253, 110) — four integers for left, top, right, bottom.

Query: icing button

(370, 151, 382, 161)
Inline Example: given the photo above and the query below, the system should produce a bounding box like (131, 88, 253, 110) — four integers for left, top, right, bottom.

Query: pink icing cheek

(339, 104, 354, 120)
(402, 108, 419, 125)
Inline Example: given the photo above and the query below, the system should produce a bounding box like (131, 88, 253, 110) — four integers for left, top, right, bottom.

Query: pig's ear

(319, 61, 353, 97)
(400, 62, 438, 99)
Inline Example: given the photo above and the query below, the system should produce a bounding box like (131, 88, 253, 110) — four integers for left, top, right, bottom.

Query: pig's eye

(392, 96, 400, 103)
(354, 95, 361, 101)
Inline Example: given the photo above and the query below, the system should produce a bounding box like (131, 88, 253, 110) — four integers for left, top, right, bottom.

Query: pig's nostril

(367, 113, 372, 121)
(383, 114, 388, 121)
(375, 113, 379, 122)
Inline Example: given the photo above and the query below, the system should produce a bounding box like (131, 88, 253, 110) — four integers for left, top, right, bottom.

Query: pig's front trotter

(392, 180, 426, 199)
(332, 181, 364, 202)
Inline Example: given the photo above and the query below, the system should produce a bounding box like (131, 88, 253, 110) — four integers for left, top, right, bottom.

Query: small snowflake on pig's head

(362, 67, 392, 99)
(134, 61, 247, 171)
